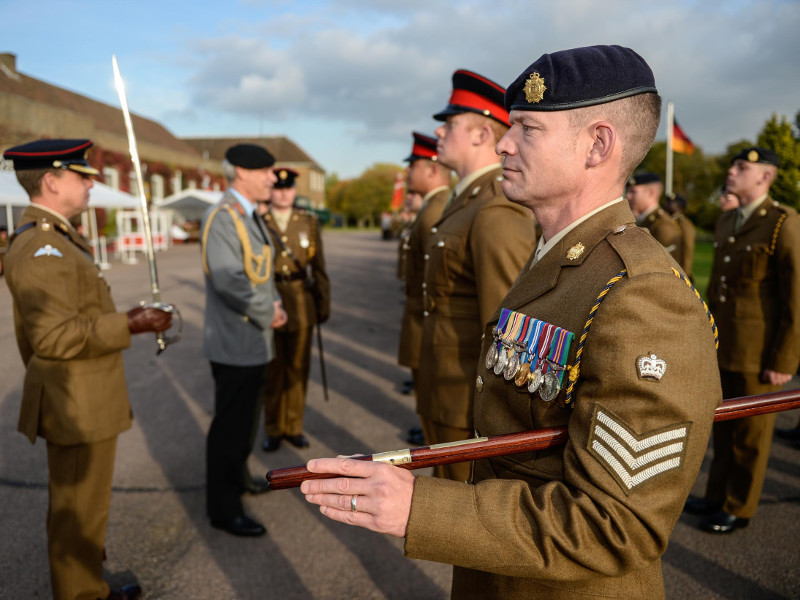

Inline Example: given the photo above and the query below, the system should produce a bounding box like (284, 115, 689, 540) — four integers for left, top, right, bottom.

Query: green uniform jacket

(263, 208, 330, 332)
(707, 197, 800, 374)
(416, 167, 537, 430)
(5, 205, 132, 445)
(405, 201, 721, 599)
(641, 207, 682, 267)
(398, 188, 449, 369)
(674, 213, 696, 279)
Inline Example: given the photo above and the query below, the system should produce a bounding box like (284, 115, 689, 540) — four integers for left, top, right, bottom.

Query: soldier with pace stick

(298, 46, 721, 599)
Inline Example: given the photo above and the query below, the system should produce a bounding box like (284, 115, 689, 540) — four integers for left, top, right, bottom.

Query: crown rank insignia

(637, 353, 666, 381)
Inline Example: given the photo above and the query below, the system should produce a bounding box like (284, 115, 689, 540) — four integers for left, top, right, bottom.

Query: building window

(103, 167, 119, 190)
(151, 174, 165, 200)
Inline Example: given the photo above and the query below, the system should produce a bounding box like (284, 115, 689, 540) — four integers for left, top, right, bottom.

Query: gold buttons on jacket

(728, 236, 736, 244)
(424, 254, 430, 260)
(431, 227, 438, 233)
(475, 376, 483, 392)
(437, 240, 445, 247)
(719, 296, 726, 303)
(423, 311, 429, 317)
(723, 256, 731, 263)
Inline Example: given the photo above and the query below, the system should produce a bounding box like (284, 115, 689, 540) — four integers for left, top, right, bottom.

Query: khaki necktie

(734, 209, 746, 234)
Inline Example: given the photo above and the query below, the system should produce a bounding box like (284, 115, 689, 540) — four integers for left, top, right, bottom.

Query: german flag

(672, 119, 695, 155)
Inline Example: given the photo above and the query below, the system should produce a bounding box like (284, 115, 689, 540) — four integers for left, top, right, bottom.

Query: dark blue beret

(628, 171, 662, 186)
(3, 138, 99, 175)
(225, 143, 275, 169)
(273, 167, 299, 188)
(505, 45, 657, 112)
(731, 146, 780, 168)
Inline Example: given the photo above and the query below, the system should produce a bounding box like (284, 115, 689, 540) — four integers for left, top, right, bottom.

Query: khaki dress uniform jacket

(5, 205, 132, 445)
(405, 201, 721, 599)
(674, 213, 696, 279)
(416, 167, 537, 434)
(5, 204, 133, 600)
(704, 197, 800, 517)
(262, 208, 330, 437)
(398, 188, 450, 369)
(641, 207, 682, 267)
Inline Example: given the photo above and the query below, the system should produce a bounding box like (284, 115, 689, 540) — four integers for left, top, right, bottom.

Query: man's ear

(762, 165, 777, 187)
(586, 121, 615, 168)
(41, 171, 61, 195)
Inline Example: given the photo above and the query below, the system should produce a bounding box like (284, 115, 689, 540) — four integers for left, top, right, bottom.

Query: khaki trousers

(419, 416, 472, 483)
(705, 370, 778, 518)
(47, 436, 117, 600)
(264, 325, 313, 437)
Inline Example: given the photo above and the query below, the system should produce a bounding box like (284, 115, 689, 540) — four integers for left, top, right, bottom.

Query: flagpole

(665, 100, 674, 197)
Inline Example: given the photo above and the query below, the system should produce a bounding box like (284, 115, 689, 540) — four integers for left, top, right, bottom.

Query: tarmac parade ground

(1, 231, 798, 599)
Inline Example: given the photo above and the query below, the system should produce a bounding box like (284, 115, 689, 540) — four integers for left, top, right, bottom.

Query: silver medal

(539, 371, 561, 402)
(503, 352, 520, 381)
(485, 344, 499, 370)
(494, 349, 508, 375)
(528, 367, 544, 393)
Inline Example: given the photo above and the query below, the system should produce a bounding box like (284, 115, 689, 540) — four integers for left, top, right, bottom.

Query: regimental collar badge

(747, 150, 759, 162)
(524, 72, 546, 104)
(638, 353, 666, 381)
(587, 404, 691, 495)
(566, 242, 585, 260)
(33, 244, 63, 258)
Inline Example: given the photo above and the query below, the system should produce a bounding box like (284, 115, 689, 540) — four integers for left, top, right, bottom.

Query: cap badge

(279, 170, 288, 180)
(523, 72, 546, 104)
(566, 242, 585, 260)
(747, 150, 759, 162)
(637, 353, 666, 381)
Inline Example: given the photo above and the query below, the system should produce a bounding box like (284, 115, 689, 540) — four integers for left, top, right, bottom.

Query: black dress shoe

(699, 510, 749, 534)
(210, 514, 266, 537)
(105, 583, 142, 600)
(285, 434, 310, 448)
(244, 478, 271, 495)
(262, 435, 281, 452)
(683, 496, 722, 516)
(775, 425, 800, 442)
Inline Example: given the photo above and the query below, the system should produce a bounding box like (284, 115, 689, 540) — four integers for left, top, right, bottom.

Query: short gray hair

(221, 159, 237, 183)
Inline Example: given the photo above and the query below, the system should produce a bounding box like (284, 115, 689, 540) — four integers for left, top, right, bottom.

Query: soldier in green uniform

(684, 147, 800, 533)
(261, 167, 330, 451)
(2, 139, 172, 600)
(664, 192, 696, 279)
(300, 46, 721, 599)
(397, 132, 451, 446)
(415, 69, 538, 481)
(626, 172, 683, 267)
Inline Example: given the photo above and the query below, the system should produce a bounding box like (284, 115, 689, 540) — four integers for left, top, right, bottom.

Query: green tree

(757, 113, 800, 209)
(343, 163, 403, 227)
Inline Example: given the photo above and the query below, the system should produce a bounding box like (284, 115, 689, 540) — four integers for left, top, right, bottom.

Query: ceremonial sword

(112, 55, 181, 354)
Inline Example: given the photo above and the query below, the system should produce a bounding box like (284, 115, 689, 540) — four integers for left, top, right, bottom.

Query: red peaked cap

(433, 69, 509, 127)
(404, 132, 438, 163)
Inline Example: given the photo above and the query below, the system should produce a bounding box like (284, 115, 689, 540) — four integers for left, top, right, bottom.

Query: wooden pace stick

(265, 389, 800, 490)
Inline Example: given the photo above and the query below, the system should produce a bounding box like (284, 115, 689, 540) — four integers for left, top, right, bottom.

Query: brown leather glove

(127, 305, 174, 334)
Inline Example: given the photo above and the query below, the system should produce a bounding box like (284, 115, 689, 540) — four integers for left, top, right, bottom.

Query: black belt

(275, 272, 306, 282)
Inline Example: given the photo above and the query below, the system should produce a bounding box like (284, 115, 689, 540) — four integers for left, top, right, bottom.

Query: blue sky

(2, 0, 799, 178)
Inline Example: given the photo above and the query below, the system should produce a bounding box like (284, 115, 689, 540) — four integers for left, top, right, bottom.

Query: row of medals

(484, 327, 566, 403)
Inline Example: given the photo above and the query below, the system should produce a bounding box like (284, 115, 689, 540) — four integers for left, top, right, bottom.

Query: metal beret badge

(524, 72, 546, 103)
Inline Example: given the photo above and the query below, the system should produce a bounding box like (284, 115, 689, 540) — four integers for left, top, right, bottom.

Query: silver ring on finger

(350, 495, 358, 512)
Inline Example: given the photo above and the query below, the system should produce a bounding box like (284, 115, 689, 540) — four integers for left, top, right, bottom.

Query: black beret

(628, 171, 662, 186)
(404, 132, 438, 163)
(505, 45, 657, 112)
(434, 69, 509, 126)
(273, 167, 299, 189)
(225, 143, 275, 169)
(3, 138, 99, 175)
(731, 146, 780, 168)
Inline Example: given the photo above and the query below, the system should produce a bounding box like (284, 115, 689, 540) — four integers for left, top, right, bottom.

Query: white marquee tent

(155, 189, 223, 222)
